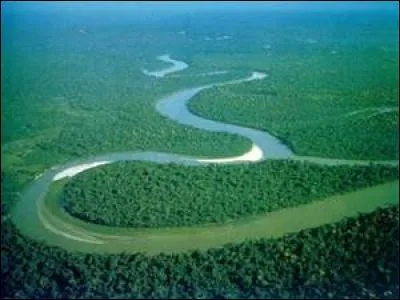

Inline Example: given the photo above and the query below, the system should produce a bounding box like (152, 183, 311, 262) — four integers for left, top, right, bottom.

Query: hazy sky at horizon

(2, 1, 398, 30)
(2, 1, 398, 11)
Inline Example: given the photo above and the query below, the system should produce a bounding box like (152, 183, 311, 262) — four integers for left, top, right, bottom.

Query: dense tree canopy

(2, 5, 399, 298)
(61, 160, 399, 227)
(2, 206, 398, 299)
(189, 45, 399, 161)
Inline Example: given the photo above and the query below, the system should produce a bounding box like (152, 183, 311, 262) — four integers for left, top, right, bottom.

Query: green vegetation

(60, 160, 398, 228)
(1, 63, 251, 212)
(2, 5, 398, 213)
(2, 4, 399, 298)
(2, 206, 399, 298)
(32, 180, 398, 256)
(189, 46, 399, 161)
(1, 7, 254, 214)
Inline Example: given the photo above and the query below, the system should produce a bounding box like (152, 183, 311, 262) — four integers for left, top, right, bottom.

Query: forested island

(60, 160, 399, 228)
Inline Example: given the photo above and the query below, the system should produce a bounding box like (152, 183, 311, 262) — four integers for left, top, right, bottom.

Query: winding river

(11, 55, 399, 255)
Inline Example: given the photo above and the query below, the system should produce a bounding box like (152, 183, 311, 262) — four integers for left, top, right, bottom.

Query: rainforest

(1, 1, 399, 299)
